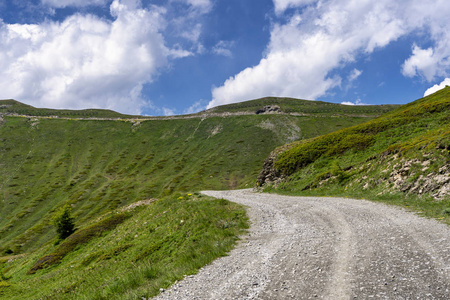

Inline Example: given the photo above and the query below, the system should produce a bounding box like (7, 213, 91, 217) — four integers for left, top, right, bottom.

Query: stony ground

(153, 189, 450, 299)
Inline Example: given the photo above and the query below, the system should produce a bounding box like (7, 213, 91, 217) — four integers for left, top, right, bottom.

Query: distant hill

(258, 87, 450, 222)
(0, 99, 131, 119)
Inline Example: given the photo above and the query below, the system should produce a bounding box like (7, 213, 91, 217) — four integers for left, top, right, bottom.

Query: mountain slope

(258, 87, 450, 222)
(0, 98, 394, 254)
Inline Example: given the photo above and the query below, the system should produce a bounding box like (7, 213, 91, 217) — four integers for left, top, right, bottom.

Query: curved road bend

(154, 189, 450, 300)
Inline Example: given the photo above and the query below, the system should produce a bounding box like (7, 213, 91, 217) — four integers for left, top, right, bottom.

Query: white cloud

(185, 0, 212, 11)
(184, 100, 205, 114)
(273, 0, 316, 15)
(212, 40, 234, 57)
(171, 0, 212, 13)
(424, 78, 450, 97)
(348, 69, 362, 82)
(402, 45, 439, 81)
(180, 23, 202, 43)
(162, 107, 176, 116)
(167, 0, 212, 55)
(42, 0, 108, 8)
(208, 0, 450, 109)
(341, 99, 368, 106)
(0, 0, 178, 114)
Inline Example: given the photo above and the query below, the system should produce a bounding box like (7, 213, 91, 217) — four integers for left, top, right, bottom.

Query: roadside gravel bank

(153, 189, 450, 299)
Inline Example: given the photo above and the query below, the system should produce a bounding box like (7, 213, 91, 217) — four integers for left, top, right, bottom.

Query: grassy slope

(0, 194, 248, 299)
(263, 87, 450, 224)
(0, 98, 396, 299)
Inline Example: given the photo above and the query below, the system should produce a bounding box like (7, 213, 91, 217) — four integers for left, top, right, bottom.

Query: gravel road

(154, 189, 450, 299)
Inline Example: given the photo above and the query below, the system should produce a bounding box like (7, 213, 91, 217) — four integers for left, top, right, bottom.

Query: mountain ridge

(0, 97, 399, 120)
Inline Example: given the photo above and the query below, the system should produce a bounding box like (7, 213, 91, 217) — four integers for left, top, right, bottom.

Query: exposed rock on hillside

(258, 146, 450, 200)
(387, 157, 450, 199)
(256, 151, 281, 187)
(255, 105, 282, 114)
(256, 143, 297, 186)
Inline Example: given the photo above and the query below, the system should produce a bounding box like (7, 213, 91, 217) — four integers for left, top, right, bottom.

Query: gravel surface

(153, 189, 450, 299)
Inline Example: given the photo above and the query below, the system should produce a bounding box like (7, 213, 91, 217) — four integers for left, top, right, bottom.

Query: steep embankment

(258, 87, 450, 222)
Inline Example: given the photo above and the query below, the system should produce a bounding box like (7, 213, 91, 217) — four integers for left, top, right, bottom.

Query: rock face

(255, 105, 282, 115)
(388, 159, 450, 199)
(256, 143, 298, 187)
(256, 151, 281, 187)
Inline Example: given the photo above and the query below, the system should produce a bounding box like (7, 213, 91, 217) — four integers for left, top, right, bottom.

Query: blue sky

(0, 0, 449, 116)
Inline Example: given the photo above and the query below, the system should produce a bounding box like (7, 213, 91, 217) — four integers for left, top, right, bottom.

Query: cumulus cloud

(208, 0, 450, 109)
(424, 78, 450, 97)
(402, 45, 439, 81)
(0, 0, 177, 114)
(42, 0, 108, 8)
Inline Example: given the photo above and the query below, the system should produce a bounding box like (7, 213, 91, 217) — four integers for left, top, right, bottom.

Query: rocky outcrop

(256, 151, 281, 187)
(256, 142, 299, 187)
(388, 159, 450, 199)
(255, 105, 282, 115)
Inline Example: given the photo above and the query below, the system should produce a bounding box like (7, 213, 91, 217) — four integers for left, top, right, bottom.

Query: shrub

(53, 205, 75, 241)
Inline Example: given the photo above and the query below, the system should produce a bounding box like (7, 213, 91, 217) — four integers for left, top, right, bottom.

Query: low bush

(53, 205, 75, 241)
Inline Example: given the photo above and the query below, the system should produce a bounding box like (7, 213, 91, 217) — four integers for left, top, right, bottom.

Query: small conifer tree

(54, 205, 75, 240)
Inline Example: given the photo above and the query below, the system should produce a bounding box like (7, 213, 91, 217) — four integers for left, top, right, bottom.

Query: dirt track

(154, 189, 450, 299)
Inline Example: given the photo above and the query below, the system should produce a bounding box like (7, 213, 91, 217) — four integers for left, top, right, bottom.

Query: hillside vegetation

(258, 87, 450, 223)
(0, 97, 393, 299)
(0, 193, 248, 299)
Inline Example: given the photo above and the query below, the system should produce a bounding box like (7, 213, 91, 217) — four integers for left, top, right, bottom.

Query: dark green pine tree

(54, 205, 75, 240)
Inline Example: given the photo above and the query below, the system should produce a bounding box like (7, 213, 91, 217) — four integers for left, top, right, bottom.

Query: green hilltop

(206, 96, 397, 116)
(258, 87, 450, 223)
(0, 94, 428, 299)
